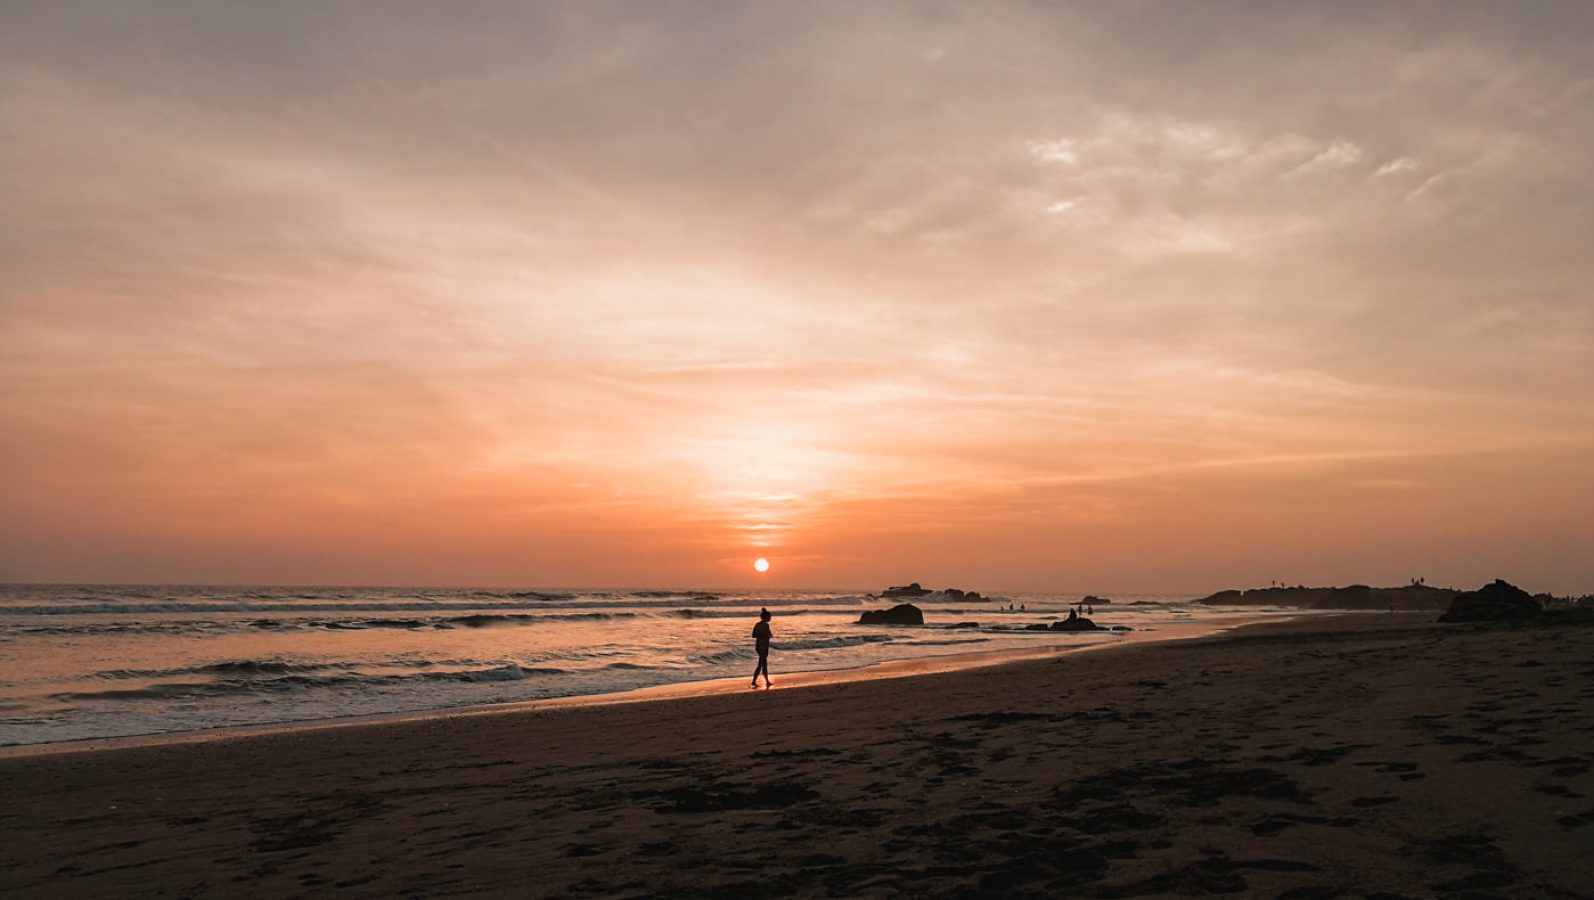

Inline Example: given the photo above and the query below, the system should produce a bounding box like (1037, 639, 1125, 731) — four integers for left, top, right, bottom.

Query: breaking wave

(54, 663, 561, 703)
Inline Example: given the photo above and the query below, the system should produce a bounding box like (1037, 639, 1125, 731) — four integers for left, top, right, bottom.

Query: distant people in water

(751, 608, 773, 689)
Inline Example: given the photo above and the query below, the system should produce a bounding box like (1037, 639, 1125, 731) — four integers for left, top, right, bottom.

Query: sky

(2, 1, 1592, 593)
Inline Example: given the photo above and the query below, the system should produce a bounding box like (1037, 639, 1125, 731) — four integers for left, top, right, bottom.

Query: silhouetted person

(751, 608, 773, 689)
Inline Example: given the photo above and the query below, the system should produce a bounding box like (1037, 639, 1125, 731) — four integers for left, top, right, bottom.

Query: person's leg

(752, 654, 766, 687)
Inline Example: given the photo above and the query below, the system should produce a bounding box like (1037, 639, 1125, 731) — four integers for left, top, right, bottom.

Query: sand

(2, 613, 1591, 898)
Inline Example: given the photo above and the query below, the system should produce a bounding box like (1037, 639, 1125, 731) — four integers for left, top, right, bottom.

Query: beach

(0, 584, 1264, 747)
(3, 613, 1591, 898)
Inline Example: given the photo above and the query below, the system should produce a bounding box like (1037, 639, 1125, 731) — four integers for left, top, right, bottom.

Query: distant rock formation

(1197, 583, 1459, 611)
(1021, 615, 1128, 633)
(878, 583, 987, 602)
(857, 604, 925, 625)
(1082, 595, 1112, 605)
(1438, 580, 1542, 623)
(1050, 616, 1106, 632)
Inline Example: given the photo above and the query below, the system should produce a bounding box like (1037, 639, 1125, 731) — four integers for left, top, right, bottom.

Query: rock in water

(857, 604, 925, 625)
(1050, 617, 1106, 632)
(1437, 579, 1542, 623)
(881, 583, 932, 599)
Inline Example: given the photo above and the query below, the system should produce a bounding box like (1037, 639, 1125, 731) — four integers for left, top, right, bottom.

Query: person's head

(760, 608, 771, 622)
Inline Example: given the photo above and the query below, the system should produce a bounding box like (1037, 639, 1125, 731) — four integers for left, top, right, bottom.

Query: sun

(753, 557, 770, 573)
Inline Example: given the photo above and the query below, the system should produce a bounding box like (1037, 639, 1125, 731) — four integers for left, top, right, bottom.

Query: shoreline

(6, 611, 1588, 897)
(0, 612, 1304, 760)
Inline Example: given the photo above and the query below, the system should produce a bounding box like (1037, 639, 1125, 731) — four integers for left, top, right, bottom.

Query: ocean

(0, 584, 1297, 747)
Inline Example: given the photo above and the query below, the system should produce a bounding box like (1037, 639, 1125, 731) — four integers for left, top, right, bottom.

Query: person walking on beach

(751, 608, 773, 689)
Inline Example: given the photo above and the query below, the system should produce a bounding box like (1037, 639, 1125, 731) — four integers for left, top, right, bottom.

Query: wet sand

(3, 613, 1591, 897)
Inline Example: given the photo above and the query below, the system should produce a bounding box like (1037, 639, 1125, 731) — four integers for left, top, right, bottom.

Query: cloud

(1028, 139, 1078, 165)
(2, 1, 1592, 588)
(1404, 171, 1458, 203)
(1282, 139, 1364, 178)
(1374, 157, 1419, 177)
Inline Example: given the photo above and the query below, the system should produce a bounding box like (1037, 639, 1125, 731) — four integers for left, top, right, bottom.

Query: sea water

(0, 584, 1295, 746)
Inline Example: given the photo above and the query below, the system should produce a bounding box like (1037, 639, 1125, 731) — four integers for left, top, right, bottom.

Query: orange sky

(3, 3, 1592, 593)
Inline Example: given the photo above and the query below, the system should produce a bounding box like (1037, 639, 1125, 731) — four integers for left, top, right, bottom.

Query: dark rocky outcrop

(1197, 583, 1458, 611)
(878, 583, 988, 601)
(1021, 616, 1118, 632)
(857, 604, 925, 625)
(1050, 616, 1106, 632)
(1438, 580, 1542, 623)
(949, 621, 980, 629)
(1082, 594, 1112, 605)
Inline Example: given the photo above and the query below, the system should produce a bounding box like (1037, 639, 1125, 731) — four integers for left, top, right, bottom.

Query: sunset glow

(2, 3, 1591, 592)
(754, 558, 770, 574)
